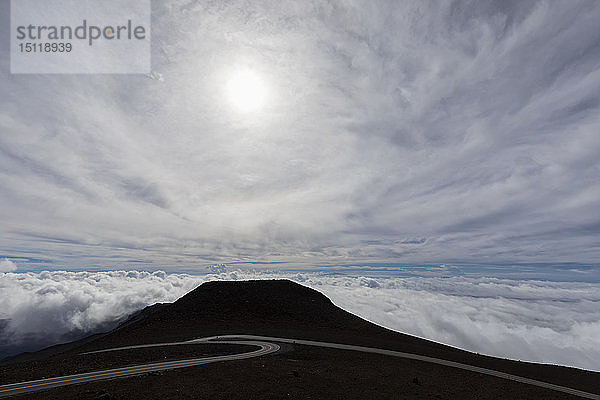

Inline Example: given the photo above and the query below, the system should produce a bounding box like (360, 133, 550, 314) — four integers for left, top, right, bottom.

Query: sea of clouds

(1, 267, 599, 371)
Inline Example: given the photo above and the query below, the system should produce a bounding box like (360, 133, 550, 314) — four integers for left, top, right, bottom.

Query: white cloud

(1, 1, 600, 268)
(0, 259, 17, 272)
(300, 275, 600, 372)
(1, 270, 599, 372)
(0, 270, 204, 356)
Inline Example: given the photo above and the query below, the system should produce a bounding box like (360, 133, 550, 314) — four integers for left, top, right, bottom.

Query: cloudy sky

(1, 0, 599, 270)
(1, 0, 600, 372)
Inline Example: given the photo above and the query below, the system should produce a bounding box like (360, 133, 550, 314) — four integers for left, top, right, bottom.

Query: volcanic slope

(2, 280, 599, 399)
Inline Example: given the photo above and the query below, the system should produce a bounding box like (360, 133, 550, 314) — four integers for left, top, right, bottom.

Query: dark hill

(3, 279, 599, 398)
(85, 279, 395, 350)
(70, 279, 599, 395)
(161, 279, 341, 322)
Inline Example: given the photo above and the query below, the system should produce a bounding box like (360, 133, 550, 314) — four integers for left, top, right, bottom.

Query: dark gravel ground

(9, 345, 583, 400)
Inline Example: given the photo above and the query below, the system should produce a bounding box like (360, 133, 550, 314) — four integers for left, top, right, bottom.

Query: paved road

(0, 339, 278, 398)
(207, 335, 600, 400)
(1, 335, 598, 399)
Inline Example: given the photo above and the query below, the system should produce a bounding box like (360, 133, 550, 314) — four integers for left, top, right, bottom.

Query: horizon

(3, 260, 600, 282)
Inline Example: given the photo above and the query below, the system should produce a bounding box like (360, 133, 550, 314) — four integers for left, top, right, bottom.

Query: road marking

(0, 360, 209, 393)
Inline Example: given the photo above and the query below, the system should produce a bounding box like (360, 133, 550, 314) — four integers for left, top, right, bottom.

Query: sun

(226, 69, 267, 112)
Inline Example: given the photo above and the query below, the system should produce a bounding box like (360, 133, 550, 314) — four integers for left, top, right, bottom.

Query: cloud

(0, 259, 16, 272)
(1, 269, 599, 372)
(301, 274, 600, 372)
(0, 270, 204, 357)
(1, 1, 600, 268)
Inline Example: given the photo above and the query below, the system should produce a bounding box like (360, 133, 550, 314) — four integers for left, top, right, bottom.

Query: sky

(1, 0, 600, 374)
(1, 0, 599, 270)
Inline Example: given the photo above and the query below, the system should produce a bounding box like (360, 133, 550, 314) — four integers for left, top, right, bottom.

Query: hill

(1, 279, 599, 399)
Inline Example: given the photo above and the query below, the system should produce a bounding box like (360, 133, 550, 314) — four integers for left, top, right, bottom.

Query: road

(0, 335, 598, 399)
(0, 338, 278, 398)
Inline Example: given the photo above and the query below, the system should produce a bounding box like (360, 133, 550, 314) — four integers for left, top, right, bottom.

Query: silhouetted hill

(62, 279, 595, 395)
(87, 279, 434, 351)
(125, 279, 373, 330)
(2, 280, 599, 399)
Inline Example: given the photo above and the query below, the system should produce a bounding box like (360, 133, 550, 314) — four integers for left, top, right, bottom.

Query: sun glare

(226, 69, 267, 112)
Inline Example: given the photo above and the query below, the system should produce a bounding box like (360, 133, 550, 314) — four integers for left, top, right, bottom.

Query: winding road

(0, 335, 598, 399)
